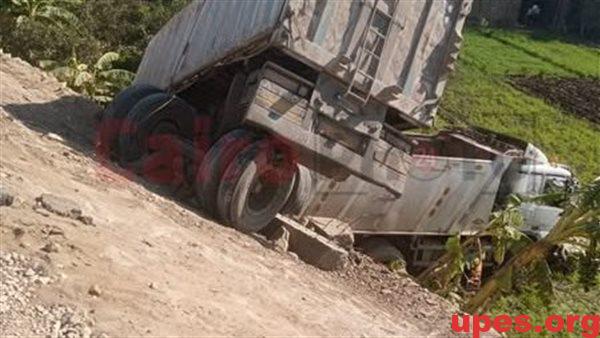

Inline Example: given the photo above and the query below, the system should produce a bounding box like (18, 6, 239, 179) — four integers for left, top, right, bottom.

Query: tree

(5, 0, 81, 28)
(579, 0, 600, 38)
(41, 52, 134, 103)
(465, 178, 600, 312)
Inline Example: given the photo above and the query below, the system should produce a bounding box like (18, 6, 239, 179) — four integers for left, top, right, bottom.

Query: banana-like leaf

(100, 69, 134, 84)
(39, 5, 80, 27)
(494, 242, 506, 265)
(95, 52, 120, 71)
(50, 66, 76, 81)
(39, 59, 58, 70)
(73, 71, 93, 87)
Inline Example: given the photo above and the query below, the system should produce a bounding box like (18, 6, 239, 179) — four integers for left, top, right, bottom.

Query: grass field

(441, 28, 600, 182)
(443, 29, 600, 337)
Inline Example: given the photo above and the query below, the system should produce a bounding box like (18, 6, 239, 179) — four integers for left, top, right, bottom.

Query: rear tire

(217, 140, 295, 233)
(117, 93, 201, 192)
(281, 164, 314, 215)
(118, 92, 174, 164)
(118, 93, 199, 164)
(97, 84, 161, 159)
(195, 129, 257, 216)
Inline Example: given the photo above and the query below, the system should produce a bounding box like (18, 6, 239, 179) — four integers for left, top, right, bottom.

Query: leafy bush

(41, 52, 134, 103)
(0, 0, 189, 101)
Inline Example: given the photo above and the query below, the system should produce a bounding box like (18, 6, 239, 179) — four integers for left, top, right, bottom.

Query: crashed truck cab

(504, 144, 574, 239)
(100, 0, 473, 232)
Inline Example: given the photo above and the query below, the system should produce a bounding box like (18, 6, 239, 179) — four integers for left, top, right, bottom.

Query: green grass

(442, 29, 600, 337)
(489, 275, 600, 338)
(441, 29, 600, 182)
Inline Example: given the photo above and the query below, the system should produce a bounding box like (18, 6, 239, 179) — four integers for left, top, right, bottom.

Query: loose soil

(510, 75, 600, 125)
(0, 52, 471, 337)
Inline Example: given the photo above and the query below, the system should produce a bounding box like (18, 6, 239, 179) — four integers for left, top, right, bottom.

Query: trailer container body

(120, 0, 576, 265)
(123, 0, 475, 233)
(136, 0, 471, 128)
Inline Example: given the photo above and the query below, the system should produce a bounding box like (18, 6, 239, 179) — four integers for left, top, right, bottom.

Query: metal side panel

(135, 0, 285, 90)
(285, 0, 472, 127)
(135, 1, 203, 89)
(304, 154, 513, 235)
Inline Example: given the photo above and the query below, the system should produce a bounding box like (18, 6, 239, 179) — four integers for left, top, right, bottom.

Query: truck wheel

(118, 92, 174, 164)
(195, 129, 257, 216)
(281, 164, 314, 215)
(217, 140, 295, 233)
(118, 92, 200, 164)
(97, 84, 161, 160)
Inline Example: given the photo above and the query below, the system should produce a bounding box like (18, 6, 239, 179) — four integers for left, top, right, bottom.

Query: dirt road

(0, 52, 459, 337)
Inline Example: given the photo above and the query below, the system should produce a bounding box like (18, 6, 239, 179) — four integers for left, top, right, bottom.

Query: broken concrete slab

(35, 193, 94, 225)
(275, 215, 348, 271)
(269, 225, 290, 253)
(308, 217, 354, 250)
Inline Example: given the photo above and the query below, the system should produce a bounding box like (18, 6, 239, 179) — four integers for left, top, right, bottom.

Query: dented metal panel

(303, 153, 513, 236)
(135, 0, 471, 127)
(135, 0, 285, 89)
(284, 0, 472, 126)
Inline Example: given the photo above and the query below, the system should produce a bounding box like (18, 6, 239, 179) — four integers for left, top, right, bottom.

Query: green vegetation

(466, 180, 599, 311)
(490, 275, 600, 337)
(0, 0, 189, 102)
(441, 29, 600, 182)
(40, 52, 134, 103)
(1, 2, 598, 329)
(439, 30, 599, 336)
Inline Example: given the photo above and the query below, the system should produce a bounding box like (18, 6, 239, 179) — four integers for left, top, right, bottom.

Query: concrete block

(275, 215, 348, 271)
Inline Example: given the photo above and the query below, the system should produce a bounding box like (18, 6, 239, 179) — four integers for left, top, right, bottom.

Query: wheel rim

(246, 169, 284, 215)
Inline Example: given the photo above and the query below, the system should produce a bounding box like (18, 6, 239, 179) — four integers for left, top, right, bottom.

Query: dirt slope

(0, 52, 459, 337)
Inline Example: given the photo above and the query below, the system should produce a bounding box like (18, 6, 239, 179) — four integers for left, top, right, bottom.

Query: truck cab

(502, 144, 574, 239)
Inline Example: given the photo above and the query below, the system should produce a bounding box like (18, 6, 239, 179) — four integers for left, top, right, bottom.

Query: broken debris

(35, 194, 94, 225)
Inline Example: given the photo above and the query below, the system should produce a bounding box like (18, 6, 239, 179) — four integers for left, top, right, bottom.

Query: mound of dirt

(510, 75, 600, 124)
(0, 52, 466, 336)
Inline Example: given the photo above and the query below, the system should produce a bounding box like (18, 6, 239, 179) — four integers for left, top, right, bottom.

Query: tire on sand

(281, 164, 314, 215)
(97, 84, 162, 159)
(217, 140, 295, 233)
(195, 129, 257, 216)
(118, 92, 198, 165)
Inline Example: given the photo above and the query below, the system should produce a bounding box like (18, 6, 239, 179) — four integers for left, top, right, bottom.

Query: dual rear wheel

(211, 134, 296, 233)
(99, 86, 305, 233)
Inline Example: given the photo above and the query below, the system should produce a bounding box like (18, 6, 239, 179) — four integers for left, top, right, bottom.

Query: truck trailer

(98, 0, 573, 256)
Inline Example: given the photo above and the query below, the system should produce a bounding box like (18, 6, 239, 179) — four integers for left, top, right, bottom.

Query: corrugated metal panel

(303, 154, 512, 235)
(135, 0, 285, 89)
(135, 1, 203, 89)
(285, 0, 472, 126)
(136, 0, 472, 126)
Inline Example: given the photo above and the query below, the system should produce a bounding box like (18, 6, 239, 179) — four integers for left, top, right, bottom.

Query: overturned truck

(98, 0, 573, 267)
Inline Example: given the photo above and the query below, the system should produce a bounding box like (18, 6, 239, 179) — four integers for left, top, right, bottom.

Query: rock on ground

(308, 216, 355, 250)
(0, 251, 98, 337)
(35, 193, 94, 225)
(276, 215, 349, 271)
(0, 185, 14, 206)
